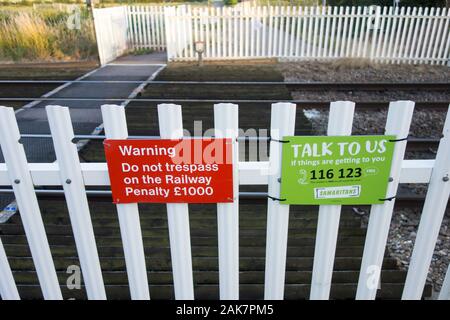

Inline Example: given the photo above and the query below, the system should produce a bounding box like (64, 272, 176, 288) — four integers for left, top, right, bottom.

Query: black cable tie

(270, 137, 290, 143)
(267, 195, 287, 202)
(378, 195, 396, 202)
(388, 135, 409, 142)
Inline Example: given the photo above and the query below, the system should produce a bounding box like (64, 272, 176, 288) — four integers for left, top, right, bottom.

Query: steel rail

(0, 80, 449, 90)
(0, 97, 448, 108)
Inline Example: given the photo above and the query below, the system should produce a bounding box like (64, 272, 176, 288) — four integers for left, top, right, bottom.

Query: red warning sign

(103, 138, 234, 204)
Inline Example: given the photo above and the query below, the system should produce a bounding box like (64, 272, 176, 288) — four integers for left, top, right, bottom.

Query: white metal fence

(0, 102, 449, 300)
(92, 5, 450, 65)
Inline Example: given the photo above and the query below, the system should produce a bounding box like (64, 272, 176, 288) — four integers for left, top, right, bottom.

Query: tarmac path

(0, 53, 167, 210)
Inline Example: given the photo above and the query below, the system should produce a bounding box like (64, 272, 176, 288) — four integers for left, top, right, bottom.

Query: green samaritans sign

(280, 135, 395, 205)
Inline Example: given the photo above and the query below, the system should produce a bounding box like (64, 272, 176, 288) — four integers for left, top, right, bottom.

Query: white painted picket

(46, 106, 106, 300)
(310, 101, 354, 300)
(402, 106, 450, 300)
(214, 103, 240, 300)
(264, 102, 296, 300)
(158, 104, 194, 300)
(356, 101, 414, 300)
(0, 102, 450, 300)
(101, 105, 150, 300)
(0, 107, 62, 300)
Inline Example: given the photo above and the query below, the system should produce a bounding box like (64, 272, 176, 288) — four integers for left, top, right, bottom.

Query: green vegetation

(131, 47, 154, 55)
(0, 7, 97, 62)
(224, 0, 238, 5)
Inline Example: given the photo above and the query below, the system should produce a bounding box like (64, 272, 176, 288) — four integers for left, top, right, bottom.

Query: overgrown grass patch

(0, 7, 98, 62)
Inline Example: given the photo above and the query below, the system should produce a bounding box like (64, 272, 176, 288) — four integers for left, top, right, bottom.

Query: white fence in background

(93, 5, 450, 65)
(164, 5, 450, 64)
(0, 102, 450, 300)
(93, 6, 129, 65)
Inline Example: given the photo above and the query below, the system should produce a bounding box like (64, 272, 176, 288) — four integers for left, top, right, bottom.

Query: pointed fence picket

(356, 101, 415, 300)
(264, 102, 296, 300)
(402, 106, 450, 300)
(214, 103, 240, 300)
(101, 105, 150, 300)
(157, 104, 194, 300)
(309, 101, 355, 300)
(46, 106, 106, 300)
(0, 107, 62, 300)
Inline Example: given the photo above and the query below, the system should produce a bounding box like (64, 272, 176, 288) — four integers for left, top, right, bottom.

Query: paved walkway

(0, 53, 167, 209)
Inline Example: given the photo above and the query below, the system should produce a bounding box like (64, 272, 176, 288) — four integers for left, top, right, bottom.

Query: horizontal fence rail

(0, 102, 449, 300)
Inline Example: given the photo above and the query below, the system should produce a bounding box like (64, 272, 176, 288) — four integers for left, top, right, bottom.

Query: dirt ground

(0, 61, 98, 79)
(279, 59, 450, 83)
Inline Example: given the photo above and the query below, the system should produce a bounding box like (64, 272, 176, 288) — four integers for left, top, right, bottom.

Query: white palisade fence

(0, 102, 450, 300)
(93, 5, 450, 65)
(163, 5, 450, 64)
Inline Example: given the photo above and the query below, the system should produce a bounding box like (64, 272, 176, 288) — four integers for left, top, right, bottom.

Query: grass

(0, 7, 98, 62)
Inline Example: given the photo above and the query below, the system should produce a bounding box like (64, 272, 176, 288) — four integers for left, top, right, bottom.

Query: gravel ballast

(359, 206, 450, 294)
(279, 59, 450, 83)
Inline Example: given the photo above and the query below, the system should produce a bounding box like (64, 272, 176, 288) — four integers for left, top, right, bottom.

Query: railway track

(0, 98, 448, 110)
(1, 80, 449, 91)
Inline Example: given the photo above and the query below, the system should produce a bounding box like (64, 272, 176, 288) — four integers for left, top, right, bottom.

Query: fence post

(101, 104, 150, 300)
(310, 101, 355, 300)
(214, 103, 239, 300)
(356, 101, 414, 300)
(264, 102, 296, 300)
(402, 106, 450, 300)
(158, 104, 194, 300)
(0, 237, 19, 300)
(46, 105, 106, 300)
(0, 106, 62, 300)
